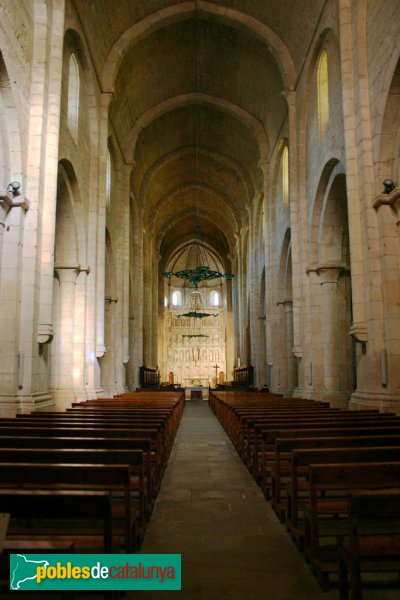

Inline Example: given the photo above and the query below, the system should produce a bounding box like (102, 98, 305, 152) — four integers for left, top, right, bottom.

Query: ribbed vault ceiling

(73, 0, 325, 269)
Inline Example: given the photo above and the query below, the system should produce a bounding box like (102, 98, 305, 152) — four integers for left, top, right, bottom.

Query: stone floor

(128, 401, 399, 600)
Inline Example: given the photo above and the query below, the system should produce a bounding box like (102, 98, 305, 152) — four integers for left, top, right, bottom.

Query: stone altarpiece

(164, 295, 226, 388)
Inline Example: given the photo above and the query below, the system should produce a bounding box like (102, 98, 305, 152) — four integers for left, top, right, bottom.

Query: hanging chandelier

(176, 290, 218, 320)
(182, 333, 209, 338)
(163, 224, 234, 286)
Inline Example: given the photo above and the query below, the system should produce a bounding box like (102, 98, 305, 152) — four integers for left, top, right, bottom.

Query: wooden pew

(337, 490, 400, 600)
(240, 409, 347, 461)
(0, 462, 137, 552)
(0, 422, 167, 488)
(1, 489, 112, 552)
(249, 415, 400, 478)
(285, 446, 400, 548)
(270, 434, 400, 519)
(302, 462, 400, 590)
(1, 393, 183, 557)
(8, 417, 172, 461)
(0, 448, 146, 536)
(260, 426, 400, 498)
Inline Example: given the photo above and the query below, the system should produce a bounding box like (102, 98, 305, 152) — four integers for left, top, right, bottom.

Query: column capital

(373, 187, 400, 222)
(276, 298, 293, 308)
(280, 87, 296, 106)
(37, 323, 54, 345)
(349, 322, 368, 343)
(54, 264, 90, 277)
(0, 189, 30, 212)
(100, 91, 114, 109)
(258, 158, 269, 176)
(316, 264, 349, 284)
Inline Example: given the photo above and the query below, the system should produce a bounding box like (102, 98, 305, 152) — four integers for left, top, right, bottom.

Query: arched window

(164, 296, 168, 308)
(281, 145, 289, 208)
(171, 291, 181, 306)
(211, 290, 220, 307)
(67, 53, 80, 140)
(106, 148, 112, 210)
(317, 50, 329, 139)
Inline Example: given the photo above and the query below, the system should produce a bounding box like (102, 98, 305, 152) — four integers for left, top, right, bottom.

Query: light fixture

(182, 333, 209, 338)
(175, 289, 218, 321)
(7, 181, 21, 197)
(177, 310, 218, 319)
(179, 290, 212, 337)
(163, 224, 234, 286)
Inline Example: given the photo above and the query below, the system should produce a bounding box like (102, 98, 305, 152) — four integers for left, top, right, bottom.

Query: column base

(101, 385, 125, 398)
(292, 386, 319, 401)
(350, 390, 400, 414)
(321, 390, 350, 409)
(0, 392, 53, 417)
(277, 387, 296, 397)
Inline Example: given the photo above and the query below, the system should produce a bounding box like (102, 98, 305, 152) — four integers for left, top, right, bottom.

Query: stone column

(36, 0, 66, 348)
(0, 192, 30, 415)
(142, 233, 152, 367)
(233, 237, 242, 365)
(284, 300, 297, 393)
(367, 189, 400, 411)
(73, 269, 90, 400)
(151, 252, 160, 368)
(128, 200, 144, 390)
(338, 0, 369, 345)
(276, 301, 286, 393)
(259, 159, 273, 376)
(318, 266, 348, 408)
(53, 267, 77, 408)
(284, 89, 302, 359)
(16, 0, 65, 413)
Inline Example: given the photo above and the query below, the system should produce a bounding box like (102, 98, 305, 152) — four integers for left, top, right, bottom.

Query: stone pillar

(101, 295, 119, 397)
(318, 266, 348, 408)
(225, 275, 235, 382)
(284, 300, 297, 393)
(233, 237, 242, 365)
(36, 0, 66, 348)
(259, 159, 273, 377)
(338, 0, 369, 345)
(14, 0, 65, 414)
(53, 267, 77, 408)
(127, 200, 144, 390)
(284, 89, 302, 359)
(0, 192, 30, 416)
(151, 252, 160, 368)
(95, 94, 113, 365)
(73, 269, 90, 401)
(142, 233, 152, 367)
(363, 189, 400, 411)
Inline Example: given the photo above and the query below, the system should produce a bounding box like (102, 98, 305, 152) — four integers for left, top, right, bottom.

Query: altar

(184, 386, 209, 401)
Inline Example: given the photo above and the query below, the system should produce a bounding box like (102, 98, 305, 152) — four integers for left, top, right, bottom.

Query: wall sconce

(383, 179, 395, 194)
(7, 181, 21, 197)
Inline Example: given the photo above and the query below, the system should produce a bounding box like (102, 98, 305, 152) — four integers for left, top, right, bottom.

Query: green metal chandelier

(163, 224, 234, 286)
(176, 290, 218, 320)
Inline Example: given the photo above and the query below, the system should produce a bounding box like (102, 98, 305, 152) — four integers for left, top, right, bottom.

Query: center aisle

(129, 400, 337, 600)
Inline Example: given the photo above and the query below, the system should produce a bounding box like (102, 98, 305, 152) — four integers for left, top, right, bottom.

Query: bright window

(281, 145, 289, 208)
(317, 50, 329, 139)
(212, 291, 220, 307)
(106, 148, 111, 210)
(67, 53, 80, 140)
(171, 291, 181, 306)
